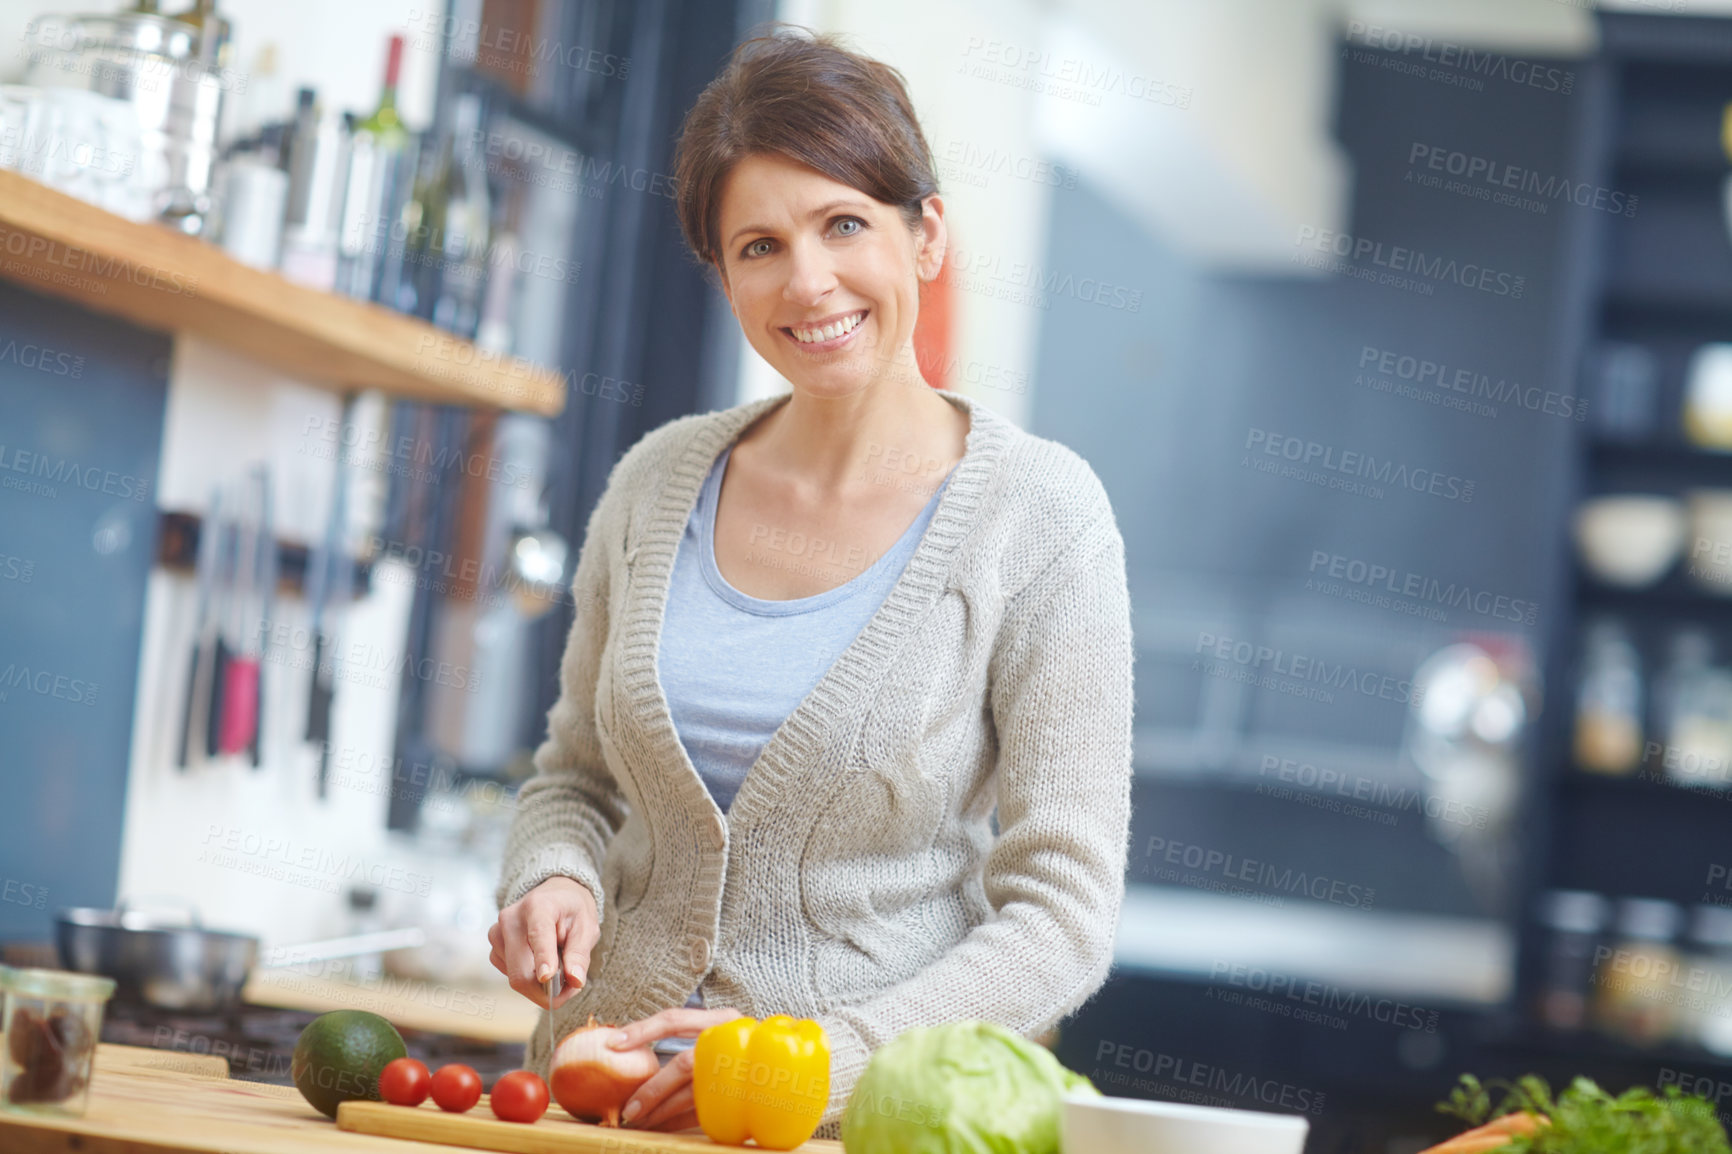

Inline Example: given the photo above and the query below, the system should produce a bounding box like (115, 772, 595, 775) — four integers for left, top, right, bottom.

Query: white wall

(113, 342, 429, 949)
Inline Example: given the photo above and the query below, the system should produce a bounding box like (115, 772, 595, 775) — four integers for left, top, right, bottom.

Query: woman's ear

(915, 195, 946, 283)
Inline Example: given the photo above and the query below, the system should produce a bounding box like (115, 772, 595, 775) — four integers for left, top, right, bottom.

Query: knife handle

(175, 640, 202, 770)
(206, 636, 230, 760)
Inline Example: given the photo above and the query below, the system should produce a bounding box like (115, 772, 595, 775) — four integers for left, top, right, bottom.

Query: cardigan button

(688, 938, 711, 972)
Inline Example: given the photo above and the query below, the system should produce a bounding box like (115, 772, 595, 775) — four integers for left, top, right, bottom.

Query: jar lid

(1540, 889, 1610, 933)
(1616, 897, 1683, 941)
(1691, 904, 1732, 947)
(1, 966, 116, 1002)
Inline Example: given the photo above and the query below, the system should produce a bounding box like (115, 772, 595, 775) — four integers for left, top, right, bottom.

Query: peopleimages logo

(1344, 21, 1574, 94)
(1145, 835, 1377, 909)
(1194, 631, 1423, 707)
(1357, 345, 1585, 422)
(1407, 143, 1637, 218)
(0, 444, 150, 502)
(1091, 1042, 1326, 1115)
(1294, 227, 1525, 298)
(1245, 428, 1475, 503)
(1209, 961, 1441, 1032)
(1307, 550, 1537, 625)
(0, 338, 84, 378)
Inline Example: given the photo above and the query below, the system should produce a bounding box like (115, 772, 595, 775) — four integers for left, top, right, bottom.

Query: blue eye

(743, 239, 772, 258)
(834, 217, 864, 236)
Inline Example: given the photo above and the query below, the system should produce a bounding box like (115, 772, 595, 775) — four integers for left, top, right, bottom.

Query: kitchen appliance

(55, 902, 423, 1013)
(1060, 1093, 1309, 1154)
(22, 8, 227, 231)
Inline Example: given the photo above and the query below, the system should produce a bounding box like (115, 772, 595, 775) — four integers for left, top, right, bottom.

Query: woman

(488, 25, 1134, 1137)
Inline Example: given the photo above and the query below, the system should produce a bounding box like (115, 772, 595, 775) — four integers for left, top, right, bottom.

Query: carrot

(1419, 1111, 1548, 1154)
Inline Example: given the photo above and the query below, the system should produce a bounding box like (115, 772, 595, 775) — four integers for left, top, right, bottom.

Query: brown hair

(672, 24, 940, 271)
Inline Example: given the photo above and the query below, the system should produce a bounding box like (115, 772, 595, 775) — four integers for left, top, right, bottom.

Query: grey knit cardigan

(495, 387, 1135, 1133)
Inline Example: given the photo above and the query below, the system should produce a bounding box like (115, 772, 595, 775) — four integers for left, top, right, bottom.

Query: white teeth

(792, 311, 863, 344)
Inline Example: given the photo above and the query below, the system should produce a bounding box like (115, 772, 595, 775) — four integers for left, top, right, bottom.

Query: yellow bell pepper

(693, 1015, 830, 1150)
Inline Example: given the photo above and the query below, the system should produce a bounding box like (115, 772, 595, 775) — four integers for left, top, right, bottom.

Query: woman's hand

(610, 1006, 747, 1131)
(487, 876, 598, 1010)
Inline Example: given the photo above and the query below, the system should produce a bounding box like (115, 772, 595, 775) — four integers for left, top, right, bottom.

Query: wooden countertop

(0, 170, 565, 415)
(0, 1043, 843, 1154)
(241, 967, 540, 1044)
(1, 1043, 458, 1153)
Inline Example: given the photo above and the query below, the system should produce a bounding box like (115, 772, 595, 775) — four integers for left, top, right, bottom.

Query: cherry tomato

(379, 1057, 431, 1107)
(430, 1063, 483, 1113)
(489, 1070, 550, 1124)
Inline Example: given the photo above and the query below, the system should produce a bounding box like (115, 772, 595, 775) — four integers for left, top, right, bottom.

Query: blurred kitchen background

(7, 0, 1732, 1148)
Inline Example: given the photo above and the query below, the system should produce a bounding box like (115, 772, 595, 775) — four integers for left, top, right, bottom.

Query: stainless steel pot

(22, 10, 227, 231)
(55, 902, 425, 1012)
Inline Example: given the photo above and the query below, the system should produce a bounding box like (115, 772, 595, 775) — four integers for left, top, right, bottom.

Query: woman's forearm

(495, 490, 630, 917)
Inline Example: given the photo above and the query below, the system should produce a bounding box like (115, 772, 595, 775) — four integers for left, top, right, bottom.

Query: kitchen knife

(218, 471, 263, 757)
(545, 965, 561, 1060)
(248, 465, 276, 769)
(306, 394, 358, 797)
(204, 484, 232, 762)
(175, 484, 224, 770)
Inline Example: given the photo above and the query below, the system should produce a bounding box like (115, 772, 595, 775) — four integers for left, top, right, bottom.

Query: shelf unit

(0, 170, 565, 415)
(1520, 10, 1732, 1072)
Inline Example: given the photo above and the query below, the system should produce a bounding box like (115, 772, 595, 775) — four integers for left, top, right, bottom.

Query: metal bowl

(55, 905, 258, 1012)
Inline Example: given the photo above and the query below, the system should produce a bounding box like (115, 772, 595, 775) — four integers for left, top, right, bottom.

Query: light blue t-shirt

(658, 443, 953, 813)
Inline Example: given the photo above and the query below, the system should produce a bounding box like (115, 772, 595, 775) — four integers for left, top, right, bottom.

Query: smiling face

(713, 151, 945, 399)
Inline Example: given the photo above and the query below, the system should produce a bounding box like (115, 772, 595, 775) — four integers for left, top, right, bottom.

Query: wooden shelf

(0, 170, 565, 416)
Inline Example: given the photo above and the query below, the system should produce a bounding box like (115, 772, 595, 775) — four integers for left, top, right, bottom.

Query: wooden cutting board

(337, 1100, 844, 1154)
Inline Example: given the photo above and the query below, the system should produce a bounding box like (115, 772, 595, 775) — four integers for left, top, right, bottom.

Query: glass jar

(1657, 629, 1732, 788)
(0, 967, 115, 1117)
(1574, 619, 1643, 775)
(1690, 905, 1732, 1056)
(1593, 898, 1684, 1047)
(1536, 889, 1610, 1031)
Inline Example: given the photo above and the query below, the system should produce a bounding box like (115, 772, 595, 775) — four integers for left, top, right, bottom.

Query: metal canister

(21, 9, 228, 232)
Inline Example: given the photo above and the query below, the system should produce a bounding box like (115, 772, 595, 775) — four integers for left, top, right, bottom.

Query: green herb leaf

(1435, 1073, 1731, 1154)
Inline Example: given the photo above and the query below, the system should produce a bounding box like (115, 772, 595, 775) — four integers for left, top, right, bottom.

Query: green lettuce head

(841, 1021, 1099, 1154)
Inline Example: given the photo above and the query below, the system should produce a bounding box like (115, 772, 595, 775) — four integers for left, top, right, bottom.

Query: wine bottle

(339, 34, 421, 303)
(431, 94, 492, 339)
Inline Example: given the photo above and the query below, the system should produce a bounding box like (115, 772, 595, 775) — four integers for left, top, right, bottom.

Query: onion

(550, 1015, 662, 1127)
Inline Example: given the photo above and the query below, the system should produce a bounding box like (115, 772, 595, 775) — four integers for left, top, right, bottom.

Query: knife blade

(544, 964, 561, 1068)
(176, 484, 224, 770)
